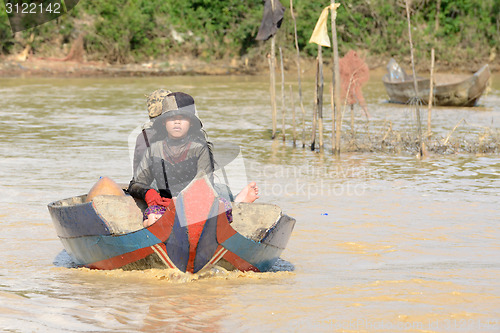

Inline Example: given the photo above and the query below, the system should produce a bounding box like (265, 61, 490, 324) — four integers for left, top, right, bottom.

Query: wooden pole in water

(279, 47, 286, 141)
(318, 45, 324, 150)
(405, 1, 419, 103)
(311, 53, 319, 151)
(290, 84, 297, 146)
(269, 0, 277, 139)
(350, 104, 355, 137)
(330, 82, 334, 146)
(427, 48, 435, 137)
(331, 1, 342, 155)
(290, 0, 306, 148)
(405, 0, 423, 156)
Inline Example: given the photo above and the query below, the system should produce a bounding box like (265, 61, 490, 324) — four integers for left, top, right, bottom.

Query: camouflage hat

(146, 89, 172, 118)
(157, 92, 203, 128)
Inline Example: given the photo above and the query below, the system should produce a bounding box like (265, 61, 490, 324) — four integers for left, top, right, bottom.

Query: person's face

(165, 115, 191, 139)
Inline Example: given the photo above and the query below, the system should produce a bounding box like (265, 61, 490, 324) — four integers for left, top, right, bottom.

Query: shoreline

(1, 56, 498, 79)
(0, 58, 256, 78)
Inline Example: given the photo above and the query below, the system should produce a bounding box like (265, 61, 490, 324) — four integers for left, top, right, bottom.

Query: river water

(0, 72, 499, 332)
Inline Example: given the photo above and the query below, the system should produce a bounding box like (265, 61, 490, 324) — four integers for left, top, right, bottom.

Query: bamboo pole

(318, 45, 324, 150)
(269, 0, 277, 139)
(330, 82, 334, 145)
(405, 1, 419, 103)
(290, 84, 297, 146)
(290, 0, 306, 148)
(331, 1, 342, 155)
(350, 105, 355, 137)
(279, 47, 286, 141)
(427, 48, 435, 137)
(405, 0, 423, 156)
(311, 53, 319, 151)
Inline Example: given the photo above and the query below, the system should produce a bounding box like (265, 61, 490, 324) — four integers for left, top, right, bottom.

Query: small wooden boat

(48, 176, 295, 273)
(382, 62, 491, 106)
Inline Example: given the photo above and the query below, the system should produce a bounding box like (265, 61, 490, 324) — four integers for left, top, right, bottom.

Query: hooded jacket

(128, 137, 214, 200)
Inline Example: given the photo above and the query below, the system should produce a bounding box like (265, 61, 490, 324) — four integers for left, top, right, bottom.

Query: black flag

(256, 0, 285, 41)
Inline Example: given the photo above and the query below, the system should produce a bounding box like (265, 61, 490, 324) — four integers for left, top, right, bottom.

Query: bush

(0, 0, 497, 68)
(0, 6, 15, 54)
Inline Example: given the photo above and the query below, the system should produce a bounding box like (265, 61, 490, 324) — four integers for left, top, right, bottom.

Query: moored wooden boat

(382, 63, 491, 106)
(48, 176, 295, 273)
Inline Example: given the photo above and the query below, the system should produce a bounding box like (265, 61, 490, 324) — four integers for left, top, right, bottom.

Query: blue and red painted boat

(48, 176, 295, 273)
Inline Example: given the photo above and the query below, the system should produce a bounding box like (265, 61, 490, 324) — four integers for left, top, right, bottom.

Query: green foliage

(76, 0, 264, 62)
(0, 0, 497, 67)
(0, 4, 15, 53)
(79, 0, 162, 62)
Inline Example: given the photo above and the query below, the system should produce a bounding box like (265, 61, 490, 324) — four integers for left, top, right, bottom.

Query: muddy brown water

(0, 72, 499, 332)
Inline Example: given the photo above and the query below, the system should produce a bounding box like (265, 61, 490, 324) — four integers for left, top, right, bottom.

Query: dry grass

(340, 123, 500, 155)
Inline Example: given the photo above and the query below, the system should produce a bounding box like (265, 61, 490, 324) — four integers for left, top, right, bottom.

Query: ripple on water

(0, 75, 499, 332)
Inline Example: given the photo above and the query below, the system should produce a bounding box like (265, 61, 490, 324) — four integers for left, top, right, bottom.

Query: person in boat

(128, 91, 259, 226)
(132, 88, 172, 173)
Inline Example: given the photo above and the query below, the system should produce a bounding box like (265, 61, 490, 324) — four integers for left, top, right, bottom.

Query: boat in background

(382, 59, 491, 107)
(48, 176, 295, 274)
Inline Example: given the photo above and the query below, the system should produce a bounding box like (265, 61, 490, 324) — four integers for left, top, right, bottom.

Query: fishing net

(339, 50, 369, 107)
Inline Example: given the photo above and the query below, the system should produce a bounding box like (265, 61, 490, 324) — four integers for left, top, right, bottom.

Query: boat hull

(48, 178, 295, 273)
(382, 64, 491, 107)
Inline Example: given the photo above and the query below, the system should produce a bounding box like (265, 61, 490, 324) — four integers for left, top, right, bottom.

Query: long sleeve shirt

(128, 138, 214, 200)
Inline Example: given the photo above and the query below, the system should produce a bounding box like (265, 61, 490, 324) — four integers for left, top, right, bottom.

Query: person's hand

(143, 213, 163, 227)
(145, 189, 171, 207)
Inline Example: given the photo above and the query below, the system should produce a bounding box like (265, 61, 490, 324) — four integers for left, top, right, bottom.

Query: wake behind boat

(48, 176, 295, 274)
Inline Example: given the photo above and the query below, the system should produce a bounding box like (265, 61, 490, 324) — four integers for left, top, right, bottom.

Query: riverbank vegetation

(0, 0, 498, 71)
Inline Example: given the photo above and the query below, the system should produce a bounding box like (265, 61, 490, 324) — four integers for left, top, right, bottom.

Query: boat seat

(89, 196, 283, 238)
(91, 195, 144, 234)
